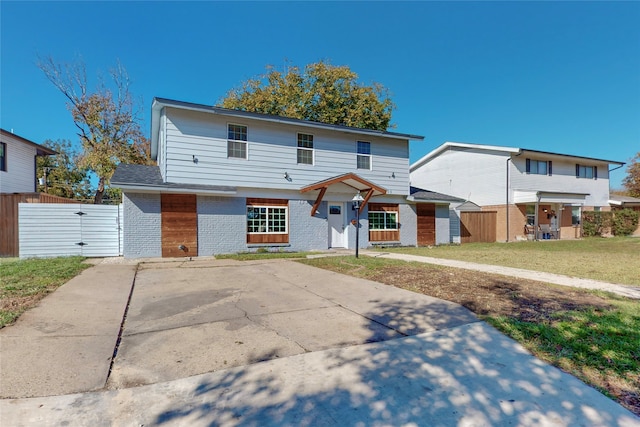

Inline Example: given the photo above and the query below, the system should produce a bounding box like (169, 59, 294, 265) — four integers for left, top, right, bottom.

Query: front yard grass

(0, 256, 90, 328)
(300, 256, 640, 416)
(377, 237, 640, 285)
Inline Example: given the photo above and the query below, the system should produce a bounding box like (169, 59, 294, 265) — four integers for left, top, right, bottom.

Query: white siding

(19, 204, 122, 258)
(510, 156, 612, 207)
(410, 147, 510, 205)
(162, 108, 410, 195)
(0, 133, 37, 193)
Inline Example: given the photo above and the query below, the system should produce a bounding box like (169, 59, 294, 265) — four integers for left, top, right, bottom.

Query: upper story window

(526, 159, 551, 175)
(357, 141, 371, 170)
(227, 124, 247, 159)
(0, 142, 6, 171)
(297, 133, 314, 165)
(576, 164, 597, 179)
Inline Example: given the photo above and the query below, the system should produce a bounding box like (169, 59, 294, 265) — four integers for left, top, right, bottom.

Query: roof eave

(410, 141, 520, 171)
(151, 97, 424, 142)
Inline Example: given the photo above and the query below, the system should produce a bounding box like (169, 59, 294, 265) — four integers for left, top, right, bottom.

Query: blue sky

(2, 1, 639, 188)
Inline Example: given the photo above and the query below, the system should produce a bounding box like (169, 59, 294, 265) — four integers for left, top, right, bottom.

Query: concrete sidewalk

(364, 250, 640, 299)
(2, 322, 638, 426)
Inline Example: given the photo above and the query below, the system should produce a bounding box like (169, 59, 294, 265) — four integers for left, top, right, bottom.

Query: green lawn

(0, 257, 90, 328)
(377, 237, 640, 285)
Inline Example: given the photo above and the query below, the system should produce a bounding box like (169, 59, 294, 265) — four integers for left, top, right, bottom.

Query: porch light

(352, 193, 364, 258)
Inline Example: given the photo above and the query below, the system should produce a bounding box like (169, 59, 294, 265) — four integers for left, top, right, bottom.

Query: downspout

(535, 191, 541, 241)
(505, 151, 522, 242)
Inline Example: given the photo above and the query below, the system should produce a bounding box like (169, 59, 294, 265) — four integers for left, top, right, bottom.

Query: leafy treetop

(219, 61, 395, 131)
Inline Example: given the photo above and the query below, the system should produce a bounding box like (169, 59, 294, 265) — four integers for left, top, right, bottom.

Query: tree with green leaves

(623, 152, 640, 197)
(38, 57, 151, 204)
(219, 61, 395, 131)
(36, 139, 92, 201)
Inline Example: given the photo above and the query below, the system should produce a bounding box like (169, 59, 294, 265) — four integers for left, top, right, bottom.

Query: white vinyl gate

(19, 203, 123, 258)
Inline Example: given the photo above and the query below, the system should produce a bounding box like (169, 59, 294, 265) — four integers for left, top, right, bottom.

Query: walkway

(363, 251, 640, 299)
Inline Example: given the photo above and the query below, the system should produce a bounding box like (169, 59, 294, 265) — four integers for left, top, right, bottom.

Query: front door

(328, 203, 346, 248)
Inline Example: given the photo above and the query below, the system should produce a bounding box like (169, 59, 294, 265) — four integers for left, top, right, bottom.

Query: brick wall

(123, 193, 161, 258)
(197, 196, 246, 255)
(289, 200, 330, 251)
(400, 203, 418, 246)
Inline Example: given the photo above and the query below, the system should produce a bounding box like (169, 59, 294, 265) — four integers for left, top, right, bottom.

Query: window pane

(247, 207, 267, 232)
(357, 141, 370, 154)
(297, 134, 313, 149)
(357, 154, 370, 170)
(228, 141, 246, 159)
(228, 124, 247, 141)
(538, 161, 547, 175)
(572, 207, 581, 225)
(385, 212, 398, 229)
(368, 212, 385, 229)
(297, 148, 313, 165)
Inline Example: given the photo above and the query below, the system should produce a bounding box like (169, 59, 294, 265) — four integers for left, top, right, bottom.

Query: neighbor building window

(526, 159, 551, 175)
(246, 198, 289, 244)
(576, 164, 597, 179)
(0, 142, 6, 171)
(227, 124, 247, 159)
(368, 203, 400, 242)
(357, 141, 371, 170)
(297, 133, 314, 165)
(572, 206, 581, 225)
(526, 205, 535, 226)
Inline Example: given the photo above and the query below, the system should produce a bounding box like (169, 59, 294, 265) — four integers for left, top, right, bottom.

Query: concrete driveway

(108, 258, 477, 389)
(2, 257, 638, 426)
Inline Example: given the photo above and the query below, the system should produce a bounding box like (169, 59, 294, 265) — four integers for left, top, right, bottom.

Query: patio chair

(539, 224, 553, 240)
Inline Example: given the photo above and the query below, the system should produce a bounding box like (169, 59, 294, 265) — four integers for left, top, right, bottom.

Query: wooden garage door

(416, 203, 436, 246)
(161, 194, 197, 257)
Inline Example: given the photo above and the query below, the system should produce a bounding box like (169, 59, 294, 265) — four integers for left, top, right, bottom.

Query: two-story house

(112, 98, 430, 258)
(0, 128, 56, 194)
(0, 128, 58, 256)
(410, 142, 625, 242)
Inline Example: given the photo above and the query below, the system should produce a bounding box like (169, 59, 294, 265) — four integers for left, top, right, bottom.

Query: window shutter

(594, 166, 598, 180)
(548, 161, 552, 176)
(526, 158, 531, 174)
(576, 164, 580, 177)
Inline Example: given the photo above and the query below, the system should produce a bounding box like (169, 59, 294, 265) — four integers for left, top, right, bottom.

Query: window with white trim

(247, 206, 288, 234)
(357, 141, 371, 170)
(227, 124, 247, 159)
(368, 210, 398, 230)
(297, 133, 314, 165)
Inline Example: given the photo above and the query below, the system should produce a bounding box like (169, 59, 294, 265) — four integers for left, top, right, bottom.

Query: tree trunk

(94, 176, 105, 204)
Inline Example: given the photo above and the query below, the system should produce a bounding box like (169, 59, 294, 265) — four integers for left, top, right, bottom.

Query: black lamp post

(352, 192, 364, 258)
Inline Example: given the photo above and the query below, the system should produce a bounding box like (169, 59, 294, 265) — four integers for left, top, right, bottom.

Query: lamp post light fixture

(352, 192, 364, 258)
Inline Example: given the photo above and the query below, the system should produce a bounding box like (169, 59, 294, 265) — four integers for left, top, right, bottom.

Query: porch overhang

(300, 173, 387, 216)
(513, 190, 589, 205)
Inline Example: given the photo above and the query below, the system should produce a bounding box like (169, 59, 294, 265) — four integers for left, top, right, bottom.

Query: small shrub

(612, 209, 639, 236)
(582, 211, 612, 237)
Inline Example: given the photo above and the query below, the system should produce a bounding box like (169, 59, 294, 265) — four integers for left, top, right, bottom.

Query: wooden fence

(0, 193, 79, 257)
(460, 211, 497, 243)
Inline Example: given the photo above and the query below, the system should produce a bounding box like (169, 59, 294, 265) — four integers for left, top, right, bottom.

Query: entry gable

(300, 173, 387, 216)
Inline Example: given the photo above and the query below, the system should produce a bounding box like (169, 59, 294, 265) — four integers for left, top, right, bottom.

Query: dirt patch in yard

(370, 265, 613, 321)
